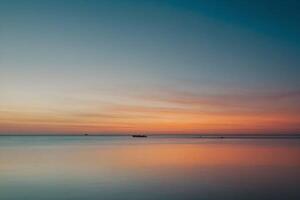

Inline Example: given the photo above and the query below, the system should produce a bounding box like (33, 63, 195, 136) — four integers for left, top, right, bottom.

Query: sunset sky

(1, 0, 300, 134)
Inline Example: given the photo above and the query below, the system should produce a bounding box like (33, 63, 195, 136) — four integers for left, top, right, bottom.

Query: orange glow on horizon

(1, 107, 299, 134)
(1, 89, 300, 134)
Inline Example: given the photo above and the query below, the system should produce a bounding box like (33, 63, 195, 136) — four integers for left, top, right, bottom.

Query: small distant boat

(84, 133, 89, 136)
(132, 134, 147, 138)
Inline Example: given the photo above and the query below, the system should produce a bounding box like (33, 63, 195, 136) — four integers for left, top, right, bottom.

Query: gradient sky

(1, 0, 300, 134)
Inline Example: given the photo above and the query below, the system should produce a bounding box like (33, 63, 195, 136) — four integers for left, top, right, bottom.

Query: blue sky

(1, 0, 300, 134)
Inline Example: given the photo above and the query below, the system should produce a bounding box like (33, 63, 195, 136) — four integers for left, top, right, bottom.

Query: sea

(0, 135, 300, 200)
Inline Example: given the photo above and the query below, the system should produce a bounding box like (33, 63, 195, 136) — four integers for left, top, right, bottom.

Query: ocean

(0, 136, 299, 200)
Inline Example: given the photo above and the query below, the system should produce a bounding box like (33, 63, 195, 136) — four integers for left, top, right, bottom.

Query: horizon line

(1, 133, 300, 138)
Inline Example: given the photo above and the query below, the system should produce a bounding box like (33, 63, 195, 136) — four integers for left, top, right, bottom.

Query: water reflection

(0, 136, 300, 200)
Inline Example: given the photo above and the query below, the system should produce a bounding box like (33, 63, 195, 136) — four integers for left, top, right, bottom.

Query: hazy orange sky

(1, 1, 300, 134)
(1, 87, 300, 134)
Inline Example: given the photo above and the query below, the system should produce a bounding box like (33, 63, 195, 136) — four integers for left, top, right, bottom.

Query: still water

(0, 136, 300, 200)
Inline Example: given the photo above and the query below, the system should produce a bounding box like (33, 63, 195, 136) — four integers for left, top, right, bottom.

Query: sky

(1, 0, 300, 135)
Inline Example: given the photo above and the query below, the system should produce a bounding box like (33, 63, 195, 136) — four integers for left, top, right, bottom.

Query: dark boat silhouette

(84, 133, 89, 136)
(132, 134, 147, 138)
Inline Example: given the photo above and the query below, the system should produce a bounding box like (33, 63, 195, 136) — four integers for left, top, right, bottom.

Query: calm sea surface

(0, 136, 300, 200)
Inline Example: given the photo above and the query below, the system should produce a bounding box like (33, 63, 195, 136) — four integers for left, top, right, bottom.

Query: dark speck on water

(132, 134, 147, 138)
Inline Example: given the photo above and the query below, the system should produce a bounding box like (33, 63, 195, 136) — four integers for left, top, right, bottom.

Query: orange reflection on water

(1, 139, 300, 179)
